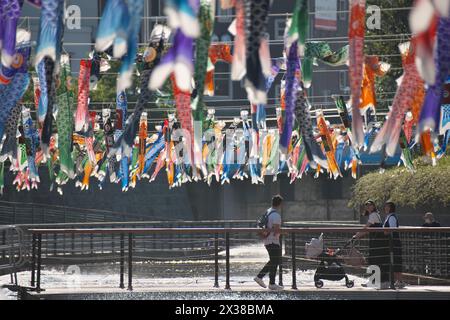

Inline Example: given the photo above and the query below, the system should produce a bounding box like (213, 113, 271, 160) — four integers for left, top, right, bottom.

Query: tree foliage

(366, 0, 413, 112)
(349, 155, 450, 209)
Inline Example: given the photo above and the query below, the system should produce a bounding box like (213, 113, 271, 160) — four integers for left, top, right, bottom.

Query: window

(323, 89, 331, 103)
(339, 0, 347, 20)
(211, 34, 219, 43)
(220, 34, 232, 44)
(274, 19, 286, 40)
(217, 5, 233, 23)
(339, 70, 349, 91)
(274, 84, 281, 101)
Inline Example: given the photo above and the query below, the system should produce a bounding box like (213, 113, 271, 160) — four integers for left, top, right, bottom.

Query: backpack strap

(266, 208, 276, 219)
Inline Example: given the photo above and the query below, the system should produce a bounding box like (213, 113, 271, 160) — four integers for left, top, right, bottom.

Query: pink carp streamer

(371, 42, 425, 157)
(229, 0, 246, 80)
(75, 59, 91, 132)
(348, 0, 365, 149)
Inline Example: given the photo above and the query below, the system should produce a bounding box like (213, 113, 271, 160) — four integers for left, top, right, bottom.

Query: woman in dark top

(353, 200, 384, 266)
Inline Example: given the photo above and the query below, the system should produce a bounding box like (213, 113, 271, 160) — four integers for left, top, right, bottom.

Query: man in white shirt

(254, 195, 283, 291)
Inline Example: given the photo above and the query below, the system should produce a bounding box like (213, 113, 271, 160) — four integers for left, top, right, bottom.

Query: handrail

(27, 226, 450, 235)
(16, 219, 256, 229)
(0, 226, 27, 275)
(26, 226, 450, 293)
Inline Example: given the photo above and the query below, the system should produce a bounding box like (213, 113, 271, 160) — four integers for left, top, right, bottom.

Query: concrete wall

(245, 174, 357, 222)
(0, 167, 358, 223)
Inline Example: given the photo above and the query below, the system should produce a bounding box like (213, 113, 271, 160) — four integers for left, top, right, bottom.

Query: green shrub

(349, 156, 450, 209)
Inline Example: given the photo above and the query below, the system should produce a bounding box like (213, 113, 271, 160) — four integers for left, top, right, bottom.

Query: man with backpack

(254, 195, 284, 291)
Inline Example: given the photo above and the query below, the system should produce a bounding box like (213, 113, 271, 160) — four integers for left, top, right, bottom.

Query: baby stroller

(305, 234, 355, 288)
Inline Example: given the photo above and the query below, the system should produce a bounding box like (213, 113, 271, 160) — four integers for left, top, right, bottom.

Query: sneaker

(377, 282, 391, 290)
(361, 283, 368, 288)
(254, 277, 266, 288)
(268, 284, 284, 291)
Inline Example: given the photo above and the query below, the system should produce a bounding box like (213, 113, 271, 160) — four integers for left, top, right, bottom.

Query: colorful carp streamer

(56, 54, 75, 180)
(279, 41, 299, 154)
(409, 0, 438, 85)
(0, 30, 31, 84)
(34, 0, 64, 66)
(171, 74, 193, 154)
(22, 106, 40, 186)
(440, 78, 450, 135)
(206, 44, 233, 96)
(192, 0, 215, 123)
(117, 0, 143, 91)
(285, 0, 308, 54)
(229, 0, 246, 80)
(1, 2, 450, 194)
(360, 56, 390, 112)
(95, 0, 130, 56)
(110, 37, 165, 159)
(371, 42, 425, 156)
(418, 17, 450, 133)
(294, 84, 328, 169)
(0, 104, 21, 162)
(243, 0, 271, 105)
(0, 49, 30, 141)
(95, 0, 143, 91)
(0, 0, 22, 68)
(75, 59, 91, 132)
(302, 42, 349, 88)
(164, 0, 200, 39)
(149, 1, 199, 92)
(316, 110, 341, 179)
(36, 1, 64, 157)
(348, 0, 366, 149)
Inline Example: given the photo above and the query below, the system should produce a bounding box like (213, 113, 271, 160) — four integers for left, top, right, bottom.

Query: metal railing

(0, 226, 27, 284)
(25, 227, 450, 293)
(0, 200, 182, 225)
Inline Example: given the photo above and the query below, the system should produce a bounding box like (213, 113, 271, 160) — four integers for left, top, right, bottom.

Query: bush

(349, 156, 450, 210)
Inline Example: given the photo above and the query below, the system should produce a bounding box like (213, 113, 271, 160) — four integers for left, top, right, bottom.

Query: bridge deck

(21, 284, 450, 300)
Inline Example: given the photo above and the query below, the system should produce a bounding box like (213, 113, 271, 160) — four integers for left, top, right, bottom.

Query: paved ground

(2, 245, 450, 300)
(18, 284, 450, 300)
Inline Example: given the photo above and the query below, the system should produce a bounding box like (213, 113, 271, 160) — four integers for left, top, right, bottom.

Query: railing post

(128, 233, 133, 291)
(31, 234, 36, 287)
(36, 234, 42, 292)
(90, 234, 94, 255)
(119, 233, 124, 289)
(291, 233, 297, 289)
(278, 234, 283, 286)
(225, 232, 230, 290)
(71, 233, 75, 253)
(214, 233, 219, 288)
(388, 232, 395, 290)
(53, 234, 57, 256)
(2, 230, 5, 260)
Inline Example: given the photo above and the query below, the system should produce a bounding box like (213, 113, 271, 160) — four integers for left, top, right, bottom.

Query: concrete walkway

(19, 284, 450, 300)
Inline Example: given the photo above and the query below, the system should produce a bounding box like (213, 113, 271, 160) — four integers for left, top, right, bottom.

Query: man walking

(254, 195, 283, 290)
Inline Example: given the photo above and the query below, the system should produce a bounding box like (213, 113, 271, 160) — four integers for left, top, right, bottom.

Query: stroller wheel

(346, 280, 354, 288)
(315, 280, 324, 288)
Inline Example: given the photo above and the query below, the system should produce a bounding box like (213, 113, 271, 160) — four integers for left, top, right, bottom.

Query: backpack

(257, 209, 275, 229)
